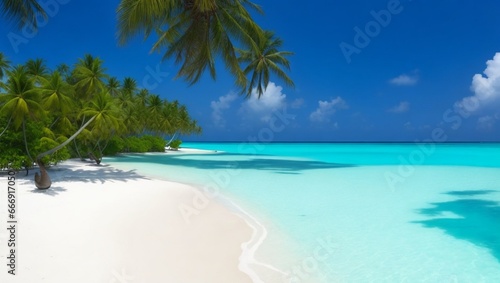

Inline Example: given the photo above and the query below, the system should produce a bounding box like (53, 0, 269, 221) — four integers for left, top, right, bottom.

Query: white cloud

(309, 97, 348, 122)
(291, 98, 305, 109)
(455, 52, 500, 113)
(388, 101, 410, 113)
(240, 82, 287, 122)
(389, 74, 418, 86)
(477, 115, 496, 131)
(210, 93, 237, 127)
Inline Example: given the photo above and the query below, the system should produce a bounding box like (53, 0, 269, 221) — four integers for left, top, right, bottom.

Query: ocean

(105, 142, 500, 282)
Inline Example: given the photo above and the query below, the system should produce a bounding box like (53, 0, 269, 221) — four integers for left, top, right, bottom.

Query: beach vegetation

(169, 139, 182, 150)
(0, 52, 200, 187)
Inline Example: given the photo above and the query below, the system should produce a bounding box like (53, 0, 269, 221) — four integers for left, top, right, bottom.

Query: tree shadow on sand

(29, 186, 67, 196)
(23, 162, 149, 195)
(109, 152, 355, 173)
(413, 190, 500, 263)
(54, 166, 149, 184)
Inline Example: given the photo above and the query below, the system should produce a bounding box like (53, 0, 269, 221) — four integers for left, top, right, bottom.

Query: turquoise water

(106, 143, 500, 282)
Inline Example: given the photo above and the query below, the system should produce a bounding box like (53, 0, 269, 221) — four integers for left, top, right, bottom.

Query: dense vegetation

(0, 53, 201, 171)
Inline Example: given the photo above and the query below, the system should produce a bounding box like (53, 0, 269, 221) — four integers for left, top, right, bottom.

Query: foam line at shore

(217, 195, 289, 282)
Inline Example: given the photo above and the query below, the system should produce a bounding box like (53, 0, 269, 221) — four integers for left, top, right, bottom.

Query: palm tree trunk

(36, 115, 96, 161)
(96, 142, 103, 165)
(49, 116, 60, 129)
(22, 120, 34, 164)
(80, 116, 86, 128)
(34, 115, 96, 190)
(99, 133, 113, 155)
(73, 139, 84, 161)
(93, 136, 102, 151)
(165, 131, 178, 147)
(0, 116, 12, 138)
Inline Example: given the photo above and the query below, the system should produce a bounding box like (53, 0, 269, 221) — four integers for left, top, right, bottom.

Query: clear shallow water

(106, 143, 500, 282)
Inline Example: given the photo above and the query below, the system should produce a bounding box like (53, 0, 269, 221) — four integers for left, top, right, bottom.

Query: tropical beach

(1, 0, 500, 283)
(1, 143, 500, 282)
(0, 154, 261, 283)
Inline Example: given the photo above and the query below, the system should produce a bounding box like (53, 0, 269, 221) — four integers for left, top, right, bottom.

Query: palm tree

(35, 91, 121, 188)
(133, 89, 149, 132)
(73, 54, 108, 99)
(116, 0, 265, 89)
(56, 63, 71, 80)
(159, 100, 200, 144)
(25, 58, 49, 85)
(120, 104, 140, 136)
(82, 91, 122, 163)
(176, 104, 200, 135)
(238, 31, 294, 97)
(0, 52, 11, 80)
(35, 115, 96, 189)
(0, 0, 47, 29)
(0, 65, 43, 162)
(121, 77, 137, 97)
(106, 77, 121, 97)
(0, 53, 11, 130)
(146, 93, 164, 135)
(115, 79, 135, 112)
(160, 99, 179, 136)
(136, 89, 149, 106)
(40, 71, 76, 135)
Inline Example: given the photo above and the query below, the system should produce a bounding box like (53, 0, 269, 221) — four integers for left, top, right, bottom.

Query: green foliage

(124, 136, 148, 153)
(116, 0, 293, 97)
(0, 52, 201, 168)
(238, 31, 294, 97)
(0, 118, 68, 169)
(0, 150, 28, 170)
(0, 119, 31, 170)
(169, 139, 182, 150)
(35, 136, 71, 165)
(123, 135, 166, 153)
(102, 136, 125, 156)
(142, 135, 166, 152)
(0, 0, 47, 29)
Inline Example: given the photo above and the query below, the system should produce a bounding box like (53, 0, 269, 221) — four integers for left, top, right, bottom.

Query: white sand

(0, 159, 260, 283)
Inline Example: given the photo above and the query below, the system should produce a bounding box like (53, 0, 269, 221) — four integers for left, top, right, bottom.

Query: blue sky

(1, 0, 500, 141)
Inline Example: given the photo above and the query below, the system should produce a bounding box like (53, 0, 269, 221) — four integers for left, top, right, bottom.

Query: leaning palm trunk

(165, 131, 178, 147)
(97, 133, 114, 160)
(0, 116, 12, 138)
(23, 120, 34, 163)
(88, 151, 101, 165)
(34, 116, 96, 189)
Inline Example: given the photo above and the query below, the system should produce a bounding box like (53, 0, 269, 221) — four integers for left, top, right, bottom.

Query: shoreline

(117, 148, 292, 281)
(0, 157, 285, 282)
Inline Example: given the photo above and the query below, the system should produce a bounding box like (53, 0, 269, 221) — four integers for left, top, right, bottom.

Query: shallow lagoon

(106, 143, 500, 282)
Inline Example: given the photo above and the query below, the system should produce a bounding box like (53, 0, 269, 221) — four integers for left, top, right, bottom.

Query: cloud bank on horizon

(455, 52, 500, 130)
(206, 52, 500, 140)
